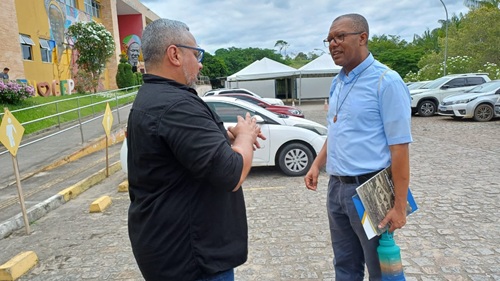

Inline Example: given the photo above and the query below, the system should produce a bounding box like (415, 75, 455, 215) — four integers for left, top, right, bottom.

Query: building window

(58, 0, 76, 8)
(20, 34, 35, 61)
(39, 39, 53, 63)
(84, 0, 101, 18)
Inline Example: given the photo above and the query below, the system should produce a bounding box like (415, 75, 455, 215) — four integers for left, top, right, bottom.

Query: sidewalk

(0, 105, 130, 239)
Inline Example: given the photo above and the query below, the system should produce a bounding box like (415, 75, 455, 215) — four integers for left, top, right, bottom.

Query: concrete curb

(0, 161, 122, 240)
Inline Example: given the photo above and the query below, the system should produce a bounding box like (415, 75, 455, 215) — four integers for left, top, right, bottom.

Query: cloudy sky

(140, 0, 469, 56)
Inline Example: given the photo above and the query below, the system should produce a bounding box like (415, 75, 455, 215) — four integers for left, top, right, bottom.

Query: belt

(332, 170, 381, 185)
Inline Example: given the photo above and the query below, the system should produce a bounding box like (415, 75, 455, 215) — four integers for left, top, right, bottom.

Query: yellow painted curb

(43, 128, 126, 172)
(89, 196, 112, 213)
(0, 251, 38, 281)
(58, 161, 122, 202)
(117, 180, 128, 193)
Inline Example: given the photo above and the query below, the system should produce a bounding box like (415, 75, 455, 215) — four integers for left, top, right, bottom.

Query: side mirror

(257, 103, 266, 108)
(441, 85, 450, 89)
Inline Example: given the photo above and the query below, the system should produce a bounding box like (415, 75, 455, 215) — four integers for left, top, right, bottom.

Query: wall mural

(123, 34, 141, 73)
(37, 0, 92, 97)
(44, 0, 91, 58)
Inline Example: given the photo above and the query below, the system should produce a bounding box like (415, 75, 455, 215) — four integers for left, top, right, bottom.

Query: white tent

(298, 53, 342, 74)
(297, 54, 342, 101)
(225, 57, 297, 99)
(226, 57, 297, 81)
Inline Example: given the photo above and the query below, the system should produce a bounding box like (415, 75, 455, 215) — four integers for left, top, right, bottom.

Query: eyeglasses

(175, 44, 205, 62)
(323, 32, 363, 47)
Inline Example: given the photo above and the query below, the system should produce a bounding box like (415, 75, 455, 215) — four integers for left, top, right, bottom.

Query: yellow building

(0, 0, 159, 95)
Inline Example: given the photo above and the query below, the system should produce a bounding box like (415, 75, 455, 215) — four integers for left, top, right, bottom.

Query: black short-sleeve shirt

(127, 74, 247, 280)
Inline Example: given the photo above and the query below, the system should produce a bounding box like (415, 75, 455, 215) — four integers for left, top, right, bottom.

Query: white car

(410, 73, 491, 117)
(406, 80, 431, 90)
(121, 96, 327, 176)
(438, 80, 500, 122)
(203, 88, 285, 106)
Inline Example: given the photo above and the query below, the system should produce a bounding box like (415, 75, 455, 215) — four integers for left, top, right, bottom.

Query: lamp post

(439, 0, 449, 76)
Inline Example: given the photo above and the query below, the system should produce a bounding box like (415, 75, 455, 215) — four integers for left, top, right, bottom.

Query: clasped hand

(227, 112, 266, 149)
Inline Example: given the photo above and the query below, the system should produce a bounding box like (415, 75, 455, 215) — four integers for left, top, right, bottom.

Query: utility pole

(439, 0, 449, 76)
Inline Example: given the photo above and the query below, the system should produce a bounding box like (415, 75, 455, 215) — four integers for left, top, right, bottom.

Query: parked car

(411, 73, 491, 117)
(407, 80, 431, 90)
(213, 93, 305, 118)
(203, 88, 285, 105)
(438, 80, 500, 122)
(496, 97, 500, 116)
(121, 96, 327, 176)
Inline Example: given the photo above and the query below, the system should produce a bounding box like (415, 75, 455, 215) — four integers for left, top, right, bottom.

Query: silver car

(438, 80, 500, 122)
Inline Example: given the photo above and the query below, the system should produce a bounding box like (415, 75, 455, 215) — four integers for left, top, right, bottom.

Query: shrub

(133, 71, 143, 85)
(0, 81, 35, 104)
(116, 56, 135, 88)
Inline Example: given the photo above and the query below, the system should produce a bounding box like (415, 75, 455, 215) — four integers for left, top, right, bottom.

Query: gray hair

(141, 19, 191, 69)
(333, 13, 369, 37)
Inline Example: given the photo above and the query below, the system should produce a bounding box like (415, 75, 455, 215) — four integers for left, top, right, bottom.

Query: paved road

(1, 100, 500, 280)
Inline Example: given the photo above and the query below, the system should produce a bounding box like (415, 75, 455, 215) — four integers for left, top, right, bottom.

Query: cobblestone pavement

(1, 100, 499, 281)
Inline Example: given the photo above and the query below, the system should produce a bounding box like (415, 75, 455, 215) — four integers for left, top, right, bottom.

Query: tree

(369, 35, 423, 78)
(200, 52, 229, 88)
(463, 0, 500, 9)
(67, 21, 115, 93)
(214, 47, 285, 75)
(446, 6, 500, 71)
(274, 40, 289, 57)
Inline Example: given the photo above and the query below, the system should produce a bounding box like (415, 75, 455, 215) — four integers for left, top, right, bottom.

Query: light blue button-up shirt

(326, 53, 412, 176)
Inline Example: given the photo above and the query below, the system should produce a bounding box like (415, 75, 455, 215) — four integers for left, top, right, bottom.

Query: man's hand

(378, 205, 407, 232)
(304, 165, 320, 191)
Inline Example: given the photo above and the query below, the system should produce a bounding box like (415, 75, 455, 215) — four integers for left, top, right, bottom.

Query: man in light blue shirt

(304, 13, 412, 281)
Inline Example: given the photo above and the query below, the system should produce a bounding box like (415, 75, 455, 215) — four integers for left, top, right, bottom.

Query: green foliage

(274, 40, 289, 57)
(67, 21, 115, 93)
(446, 7, 500, 71)
(369, 35, 424, 78)
(214, 47, 285, 75)
(0, 81, 35, 104)
(479, 62, 500, 79)
(116, 57, 136, 89)
(463, 0, 500, 9)
(200, 52, 229, 80)
(134, 72, 143, 85)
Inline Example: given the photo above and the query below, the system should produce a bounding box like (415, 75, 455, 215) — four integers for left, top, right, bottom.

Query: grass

(1, 89, 137, 135)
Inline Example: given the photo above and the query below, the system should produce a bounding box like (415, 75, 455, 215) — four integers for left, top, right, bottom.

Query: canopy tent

(226, 57, 297, 82)
(298, 53, 342, 75)
(296, 53, 342, 101)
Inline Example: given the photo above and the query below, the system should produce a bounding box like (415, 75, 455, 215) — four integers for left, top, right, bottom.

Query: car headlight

(294, 124, 327, 135)
(453, 97, 476, 104)
(288, 109, 303, 115)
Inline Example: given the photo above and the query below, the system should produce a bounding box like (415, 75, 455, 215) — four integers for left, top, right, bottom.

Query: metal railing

(0, 86, 139, 156)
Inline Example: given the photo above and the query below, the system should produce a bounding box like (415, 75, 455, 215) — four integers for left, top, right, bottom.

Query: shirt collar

(339, 53, 375, 83)
(142, 74, 198, 96)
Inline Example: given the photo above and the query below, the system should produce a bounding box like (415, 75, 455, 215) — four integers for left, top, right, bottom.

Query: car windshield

(422, 77, 450, 89)
(467, 81, 500, 93)
(407, 81, 429, 90)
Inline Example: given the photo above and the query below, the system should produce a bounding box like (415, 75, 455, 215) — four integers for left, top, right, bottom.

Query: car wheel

(277, 143, 313, 177)
(473, 104, 494, 122)
(417, 100, 437, 117)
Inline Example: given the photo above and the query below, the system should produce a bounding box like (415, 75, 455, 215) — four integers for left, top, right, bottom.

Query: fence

(0, 86, 139, 157)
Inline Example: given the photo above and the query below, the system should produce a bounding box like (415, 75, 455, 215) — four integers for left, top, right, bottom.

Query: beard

(182, 64, 198, 88)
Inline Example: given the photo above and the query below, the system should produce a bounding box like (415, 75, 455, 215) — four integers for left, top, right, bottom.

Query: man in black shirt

(127, 19, 264, 281)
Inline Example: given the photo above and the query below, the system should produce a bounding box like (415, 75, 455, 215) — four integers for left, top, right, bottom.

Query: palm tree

(463, 0, 500, 9)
